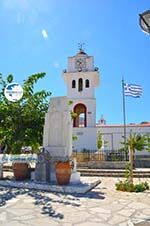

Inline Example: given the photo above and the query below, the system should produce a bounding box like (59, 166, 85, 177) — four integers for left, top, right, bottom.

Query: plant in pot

(0, 73, 51, 180)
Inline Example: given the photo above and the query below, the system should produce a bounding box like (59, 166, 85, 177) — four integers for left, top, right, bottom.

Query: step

(77, 168, 150, 178)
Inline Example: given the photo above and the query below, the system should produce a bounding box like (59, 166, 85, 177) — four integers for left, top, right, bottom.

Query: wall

(73, 127, 97, 151)
(97, 125, 150, 152)
(68, 55, 94, 72)
(63, 71, 99, 99)
(87, 161, 127, 169)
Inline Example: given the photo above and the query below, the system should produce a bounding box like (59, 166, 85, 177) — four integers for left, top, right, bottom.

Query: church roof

(79, 50, 87, 55)
(76, 49, 87, 56)
(96, 122, 150, 128)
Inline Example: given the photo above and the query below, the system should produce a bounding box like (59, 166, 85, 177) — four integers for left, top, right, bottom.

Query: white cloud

(41, 29, 48, 39)
(53, 61, 60, 69)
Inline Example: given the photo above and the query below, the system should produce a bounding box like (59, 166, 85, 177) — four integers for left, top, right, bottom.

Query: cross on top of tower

(77, 42, 87, 55)
(78, 42, 85, 52)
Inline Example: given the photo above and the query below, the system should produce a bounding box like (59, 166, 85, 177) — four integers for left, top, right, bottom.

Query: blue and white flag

(124, 83, 142, 98)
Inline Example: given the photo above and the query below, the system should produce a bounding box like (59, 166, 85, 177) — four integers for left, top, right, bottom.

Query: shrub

(116, 181, 134, 192)
(115, 181, 149, 192)
(143, 181, 149, 190)
(134, 182, 149, 192)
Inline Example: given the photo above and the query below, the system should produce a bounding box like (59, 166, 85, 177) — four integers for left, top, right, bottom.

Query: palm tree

(126, 131, 147, 184)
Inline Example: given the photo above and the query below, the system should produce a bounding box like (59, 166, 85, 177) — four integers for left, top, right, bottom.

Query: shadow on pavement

(0, 186, 84, 220)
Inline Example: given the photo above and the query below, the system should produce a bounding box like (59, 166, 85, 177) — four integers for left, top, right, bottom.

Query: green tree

(125, 131, 148, 184)
(145, 134, 150, 152)
(97, 130, 102, 150)
(0, 73, 51, 153)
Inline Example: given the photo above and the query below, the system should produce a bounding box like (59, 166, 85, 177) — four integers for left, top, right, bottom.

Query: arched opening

(85, 79, 90, 88)
(78, 78, 83, 92)
(73, 103, 87, 127)
(72, 80, 76, 88)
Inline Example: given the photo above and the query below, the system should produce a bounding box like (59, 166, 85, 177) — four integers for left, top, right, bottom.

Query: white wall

(73, 127, 97, 151)
(63, 71, 99, 99)
(97, 125, 150, 153)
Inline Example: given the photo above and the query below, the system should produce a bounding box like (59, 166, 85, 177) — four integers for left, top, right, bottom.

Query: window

(85, 79, 90, 88)
(72, 80, 76, 88)
(78, 78, 83, 92)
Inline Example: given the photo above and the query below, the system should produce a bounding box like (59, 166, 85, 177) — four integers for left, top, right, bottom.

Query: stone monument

(43, 96, 72, 159)
(35, 96, 80, 183)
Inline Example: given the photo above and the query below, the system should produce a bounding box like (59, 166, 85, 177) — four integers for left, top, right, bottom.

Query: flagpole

(122, 78, 127, 157)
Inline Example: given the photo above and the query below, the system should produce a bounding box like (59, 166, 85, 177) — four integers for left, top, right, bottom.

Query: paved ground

(0, 176, 150, 226)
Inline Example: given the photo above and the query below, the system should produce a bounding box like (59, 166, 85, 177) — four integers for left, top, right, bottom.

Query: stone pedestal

(35, 96, 79, 184)
(70, 172, 80, 184)
(70, 157, 80, 184)
(0, 164, 3, 179)
(43, 96, 72, 158)
(34, 152, 51, 183)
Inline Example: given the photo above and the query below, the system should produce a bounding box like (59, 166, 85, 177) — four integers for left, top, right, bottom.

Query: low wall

(135, 160, 150, 168)
(72, 153, 106, 162)
(77, 160, 150, 169)
(87, 161, 127, 169)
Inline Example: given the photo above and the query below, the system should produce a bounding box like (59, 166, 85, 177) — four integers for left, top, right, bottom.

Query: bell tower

(63, 46, 99, 128)
(63, 46, 99, 151)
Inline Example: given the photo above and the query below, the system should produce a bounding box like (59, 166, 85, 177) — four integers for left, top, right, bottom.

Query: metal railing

(72, 150, 128, 162)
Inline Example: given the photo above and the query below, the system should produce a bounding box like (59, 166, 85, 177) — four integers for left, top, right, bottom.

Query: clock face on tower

(75, 58, 86, 71)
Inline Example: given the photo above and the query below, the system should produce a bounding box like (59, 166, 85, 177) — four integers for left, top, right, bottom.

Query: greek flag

(124, 83, 142, 98)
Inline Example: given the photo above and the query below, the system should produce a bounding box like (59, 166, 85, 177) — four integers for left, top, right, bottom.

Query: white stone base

(0, 178, 101, 194)
(70, 171, 81, 184)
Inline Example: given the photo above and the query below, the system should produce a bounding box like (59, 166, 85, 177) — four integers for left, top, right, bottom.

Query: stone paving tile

(119, 223, 128, 226)
(108, 215, 127, 225)
(75, 222, 111, 226)
(0, 177, 150, 226)
(118, 208, 135, 217)
(0, 222, 29, 226)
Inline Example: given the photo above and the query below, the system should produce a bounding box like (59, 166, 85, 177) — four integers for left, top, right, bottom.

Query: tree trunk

(129, 146, 133, 184)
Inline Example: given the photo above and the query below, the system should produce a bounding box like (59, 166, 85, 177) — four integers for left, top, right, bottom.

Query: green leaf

(7, 74, 13, 83)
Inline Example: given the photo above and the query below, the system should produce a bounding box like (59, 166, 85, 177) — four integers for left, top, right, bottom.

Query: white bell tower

(63, 46, 100, 150)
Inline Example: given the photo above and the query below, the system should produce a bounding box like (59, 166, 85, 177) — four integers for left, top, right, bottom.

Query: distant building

(97, 117, 150, 153)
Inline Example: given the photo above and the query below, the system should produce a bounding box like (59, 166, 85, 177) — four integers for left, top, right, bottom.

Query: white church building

(97, 116, 150, 153)
(62, 48, 150, 152)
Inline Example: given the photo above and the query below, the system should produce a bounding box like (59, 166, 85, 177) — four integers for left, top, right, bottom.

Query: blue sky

(0, 0, 150, 124)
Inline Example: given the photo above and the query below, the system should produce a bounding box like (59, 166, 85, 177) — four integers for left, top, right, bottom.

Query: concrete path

(0, 177, 150, 226)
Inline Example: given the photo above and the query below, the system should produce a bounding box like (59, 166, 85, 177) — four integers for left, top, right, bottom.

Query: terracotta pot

(12, 162, 30, 180)
(55, 162, 71, 185)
